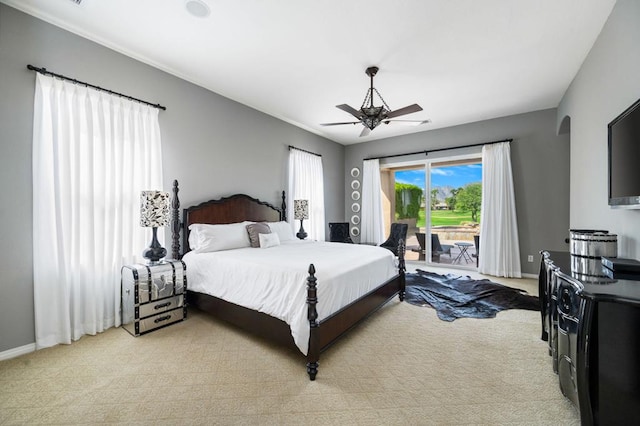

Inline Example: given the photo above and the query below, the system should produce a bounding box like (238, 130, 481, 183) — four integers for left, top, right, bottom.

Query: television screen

(608, 97, 640, 208)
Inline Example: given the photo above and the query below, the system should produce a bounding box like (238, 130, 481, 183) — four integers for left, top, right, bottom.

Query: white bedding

(183, 240, 398, 355)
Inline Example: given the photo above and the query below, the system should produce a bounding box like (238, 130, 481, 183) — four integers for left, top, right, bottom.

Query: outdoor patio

(404, 228, 478, 267)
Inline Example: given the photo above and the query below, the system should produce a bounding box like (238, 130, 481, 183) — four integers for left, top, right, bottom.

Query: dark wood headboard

(170, 180, 286, 259)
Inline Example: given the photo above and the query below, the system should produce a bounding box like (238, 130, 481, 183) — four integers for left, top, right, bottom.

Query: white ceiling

(3, 0, 615, 145)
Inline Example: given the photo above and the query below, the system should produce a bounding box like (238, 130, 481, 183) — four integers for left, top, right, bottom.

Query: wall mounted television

(608, 97, 640, 208)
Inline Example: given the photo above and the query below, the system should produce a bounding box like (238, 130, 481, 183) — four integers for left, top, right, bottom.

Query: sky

(395, 164, 482, 190)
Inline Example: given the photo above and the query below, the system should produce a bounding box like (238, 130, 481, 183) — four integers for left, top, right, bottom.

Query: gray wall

(0, 4, 343, 353)
(558, 0, 640, 258)
(345, 109, 571, 275)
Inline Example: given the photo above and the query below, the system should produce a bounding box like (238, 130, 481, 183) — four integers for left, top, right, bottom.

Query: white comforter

(183, 240, 398, 355)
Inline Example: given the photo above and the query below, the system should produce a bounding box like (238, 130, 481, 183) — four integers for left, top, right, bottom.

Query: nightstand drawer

(137, 307, 185, 334)
(139, 294, 184, 318)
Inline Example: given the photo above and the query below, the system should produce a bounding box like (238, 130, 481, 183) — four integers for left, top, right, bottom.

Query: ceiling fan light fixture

(322, 67, 425, 136)
(185, 0, 211, 18)
(362, 106, 385, 117)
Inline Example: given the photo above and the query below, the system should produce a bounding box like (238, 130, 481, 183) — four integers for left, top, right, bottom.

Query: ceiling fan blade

(359, 127, 371, 137)
(383, 119, 431, 126)
(336, 104, 364, 119)
(320, 121, 360, 126)
(385, 104, 423, 119)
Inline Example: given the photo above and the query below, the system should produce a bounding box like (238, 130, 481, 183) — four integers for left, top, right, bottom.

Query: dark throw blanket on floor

(405, 269, 539, 321)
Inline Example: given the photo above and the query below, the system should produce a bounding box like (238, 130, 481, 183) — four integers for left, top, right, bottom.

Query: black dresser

(539, 251, 640, 425)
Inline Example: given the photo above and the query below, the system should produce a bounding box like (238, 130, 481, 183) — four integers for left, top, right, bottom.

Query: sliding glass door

(379, 153, 481, 268)
(428, 157, 482, 268)
(390, 166, 426, 262)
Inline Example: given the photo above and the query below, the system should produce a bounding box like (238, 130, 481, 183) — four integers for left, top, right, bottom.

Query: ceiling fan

(321, 66, 430, 137)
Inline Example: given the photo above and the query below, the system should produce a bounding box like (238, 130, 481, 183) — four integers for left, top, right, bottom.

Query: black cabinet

(539, 251, 640, 425)
(595, 302, 640, 425)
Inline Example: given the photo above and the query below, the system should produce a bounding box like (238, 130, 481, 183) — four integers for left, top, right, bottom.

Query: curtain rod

(364, 138, 513, 161)
(27, 64, 167, 111)
(288, 145, 321, 157)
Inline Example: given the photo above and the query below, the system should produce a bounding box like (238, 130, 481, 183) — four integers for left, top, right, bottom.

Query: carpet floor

(0, 263, 579, 425)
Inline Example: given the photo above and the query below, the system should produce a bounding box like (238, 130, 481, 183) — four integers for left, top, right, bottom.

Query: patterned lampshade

(140, 191, 170, 227)
(294, 199, 309, 220)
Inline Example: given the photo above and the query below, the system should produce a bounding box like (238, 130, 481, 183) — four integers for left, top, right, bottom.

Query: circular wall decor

(351, 215, 360, 225)
(351, 190, 360, 201)
(350, 227, 360, 237)
(350, 167, 360, 178)
(351, 203, 360, 213)
(351, 180, 360, 190)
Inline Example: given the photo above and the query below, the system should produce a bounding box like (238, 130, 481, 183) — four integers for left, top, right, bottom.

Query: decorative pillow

(259, 232, 280, 249)
(188, 222, 251, 253)
(266, 221, 295, 242)
(246, 222, 271, 248)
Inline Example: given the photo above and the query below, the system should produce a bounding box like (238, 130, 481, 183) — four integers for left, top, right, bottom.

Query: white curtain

(361, 159, 385, 244)
(287, 148, 325, 241)
(32, 73, 163, 349)
(478, 142, 521, 278)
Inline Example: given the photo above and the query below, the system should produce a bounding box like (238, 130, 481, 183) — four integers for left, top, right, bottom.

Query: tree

(456, 182, 482, 222)
(430, 189, 438, 209)
(445, 187, 461, 210)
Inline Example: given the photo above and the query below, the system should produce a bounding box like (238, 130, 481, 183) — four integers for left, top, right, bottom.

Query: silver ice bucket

(569, 229, 617, 277)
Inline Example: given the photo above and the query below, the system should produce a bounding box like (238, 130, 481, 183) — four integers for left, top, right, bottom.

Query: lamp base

(296, 219, 307, 240)
(143, 227, 167, 264)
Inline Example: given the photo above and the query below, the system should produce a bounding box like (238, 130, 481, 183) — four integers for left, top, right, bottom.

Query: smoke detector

(185, 0, 210, 18)
(69, 0, 82, 4)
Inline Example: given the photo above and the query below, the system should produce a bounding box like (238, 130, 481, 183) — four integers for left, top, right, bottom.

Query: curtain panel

(361, 159, 385, 245)
(32, 73, 163, 349)
(478, 142, 521, 278)
(287, 149, 325, 241)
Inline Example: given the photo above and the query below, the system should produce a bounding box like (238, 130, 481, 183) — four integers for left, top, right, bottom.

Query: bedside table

(121, 259, 187, 336)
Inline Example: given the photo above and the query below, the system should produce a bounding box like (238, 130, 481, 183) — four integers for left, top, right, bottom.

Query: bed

(170, 180, 406, 380)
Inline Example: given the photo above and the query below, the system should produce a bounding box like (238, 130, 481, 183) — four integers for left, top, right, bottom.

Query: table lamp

(294, 199, 309, 240)
(140, 190, 170, 263)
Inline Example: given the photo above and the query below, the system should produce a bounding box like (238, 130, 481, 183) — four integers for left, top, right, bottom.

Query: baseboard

(0, 343, 36, 361)
(522, 273, 537, 279)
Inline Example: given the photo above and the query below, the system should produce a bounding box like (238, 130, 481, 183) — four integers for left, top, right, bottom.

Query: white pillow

(188, 222, 252, 253)
(266, 221, 295, 242)
(259, 232, 280, 248)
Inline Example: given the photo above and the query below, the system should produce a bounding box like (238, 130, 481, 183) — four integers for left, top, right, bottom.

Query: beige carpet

(0, 263, 579, 425)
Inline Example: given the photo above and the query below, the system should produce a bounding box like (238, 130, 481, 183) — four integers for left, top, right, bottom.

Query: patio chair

(328, 222, 353, 243)
(411, 232, 426, 261)
(472, 234, 479, 266)
(432, 234, 453, 261)
(380, 223, 408, 256)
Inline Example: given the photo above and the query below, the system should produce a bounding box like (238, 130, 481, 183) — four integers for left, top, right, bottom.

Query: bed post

(306, 263, 319, 380)
(171, 180, 181, 260)
(398, 239, 406, 301)
(281, 190, 287, 221)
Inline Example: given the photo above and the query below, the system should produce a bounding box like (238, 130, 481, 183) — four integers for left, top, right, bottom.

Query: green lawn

(416, 209, 479, 228)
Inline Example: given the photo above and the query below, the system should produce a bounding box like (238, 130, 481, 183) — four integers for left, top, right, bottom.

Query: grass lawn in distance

(416, 209, 479, 228)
